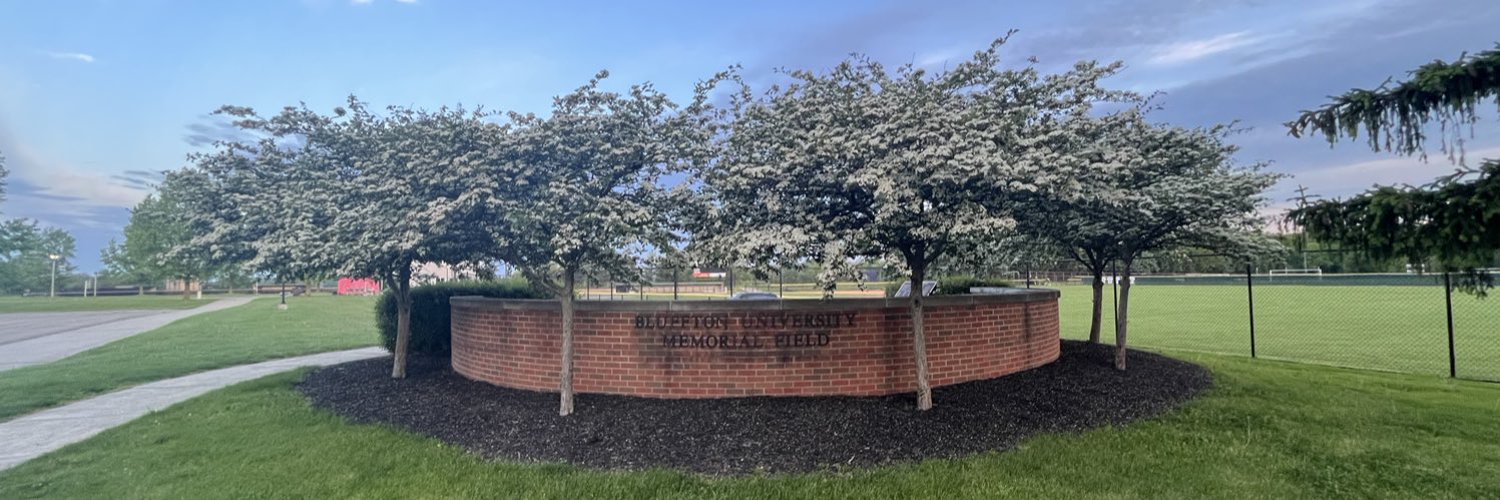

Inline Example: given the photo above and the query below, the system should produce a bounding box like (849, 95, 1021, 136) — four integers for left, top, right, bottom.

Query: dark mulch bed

(298, 341, 1211, 475)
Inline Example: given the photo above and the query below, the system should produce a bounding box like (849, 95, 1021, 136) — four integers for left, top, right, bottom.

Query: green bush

(884, 276, 1016, 297)
(935, 276, 1014, 295)
(376, 279, 545, 355)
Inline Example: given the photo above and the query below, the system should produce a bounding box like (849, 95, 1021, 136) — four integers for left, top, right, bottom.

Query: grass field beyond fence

(1053, 284, 1500, 381)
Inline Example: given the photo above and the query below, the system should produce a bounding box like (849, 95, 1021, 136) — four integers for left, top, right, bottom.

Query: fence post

(1246, 264, 1257, 359)
(1444, 271, 1456, 378)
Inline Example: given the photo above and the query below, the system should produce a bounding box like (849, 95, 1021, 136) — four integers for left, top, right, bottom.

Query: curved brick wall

(450, 290, 1060, 398)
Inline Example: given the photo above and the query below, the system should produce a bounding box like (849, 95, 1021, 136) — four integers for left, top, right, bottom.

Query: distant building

(337, 278, 382, 296)
(414, 261, 494, 283)
(692, 267, 726, 278)
(161, 279, 201, 292)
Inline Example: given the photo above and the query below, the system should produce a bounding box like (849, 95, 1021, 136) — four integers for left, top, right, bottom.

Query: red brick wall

(451, 293, 1060, 398)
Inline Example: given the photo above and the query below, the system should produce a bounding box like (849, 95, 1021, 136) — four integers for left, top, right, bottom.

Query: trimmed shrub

(884, 276, 1016, 297)
(376, 279, 545, 355)
(935, 276, 1014, 295)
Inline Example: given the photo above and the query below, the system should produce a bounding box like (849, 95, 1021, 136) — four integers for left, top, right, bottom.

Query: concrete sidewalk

(0, 297, 255, 372)
(0, 346, 387, 472)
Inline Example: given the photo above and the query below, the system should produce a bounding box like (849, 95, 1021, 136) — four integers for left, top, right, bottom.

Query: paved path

(0, 347, 387, 472)
(0, 310, 167, 345)
(0, 297, 254, 372)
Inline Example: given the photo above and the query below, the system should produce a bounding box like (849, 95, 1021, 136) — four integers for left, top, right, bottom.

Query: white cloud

(1276, 146, 1500, 201)
(914, 48, 960, 69)
(1147, 31, 1264, 66)
(0, 141, 148, 224)
(45, 51, 95, 63)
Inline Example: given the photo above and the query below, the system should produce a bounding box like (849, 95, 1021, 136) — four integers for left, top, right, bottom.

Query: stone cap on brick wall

(451, 288, 1060, 312)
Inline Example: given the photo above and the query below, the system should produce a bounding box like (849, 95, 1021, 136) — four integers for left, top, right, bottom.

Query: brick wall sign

(640, 311, 856, 350)
(451, 290, 1061, 399)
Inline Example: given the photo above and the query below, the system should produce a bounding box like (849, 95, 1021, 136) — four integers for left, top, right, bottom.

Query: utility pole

(1288, 184, 1320, 269)
(48, 254, 61, 298)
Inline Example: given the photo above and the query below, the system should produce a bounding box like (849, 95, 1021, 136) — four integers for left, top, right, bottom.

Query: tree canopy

(1286, 43, 1500, 293)
(1287, 43, 1500, 167)
(696, 36, 1137, 407)
(0, 219, 76, 294)
(1293, 159, 1499, 293)
(500, 71, 718, 415)
(0, 148, 80, 294)
(180, 98, 510, 377)
(697, 37, 1133, 290)
(101, 176, 220, 296)
(503, 71, 708, 296)
(1017, 109, 1280, 368)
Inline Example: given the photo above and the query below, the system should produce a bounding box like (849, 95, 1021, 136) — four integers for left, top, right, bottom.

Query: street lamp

(48, 254, 61, 298)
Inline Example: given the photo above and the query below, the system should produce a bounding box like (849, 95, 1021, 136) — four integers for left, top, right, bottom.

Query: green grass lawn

(0, 352, 1495, 499)
(0, 295, 378, 421)
(1052, 284, 1500, 381)
(0, 295, 221, 313)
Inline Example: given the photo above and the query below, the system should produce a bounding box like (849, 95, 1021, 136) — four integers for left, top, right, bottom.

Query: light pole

(48, 254, 61, 298)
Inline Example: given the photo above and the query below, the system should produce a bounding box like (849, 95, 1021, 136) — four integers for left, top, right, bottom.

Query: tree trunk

(909, 261, 933, 411)
(391, 263, 413, 379)
(1089, 268, 1104, 344)
(559, 269, 577, 416)
(1114, 261, 1133, 371)
(181, 277, 191, 300)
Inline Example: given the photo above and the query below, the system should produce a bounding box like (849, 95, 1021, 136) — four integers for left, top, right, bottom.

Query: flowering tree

(183, 98, 509, 378)
(502, 71, 716, 415)
(696, 36, 1132, 410)
(1012, 109, 1153, 344)
(1081, 121, 1280, 370)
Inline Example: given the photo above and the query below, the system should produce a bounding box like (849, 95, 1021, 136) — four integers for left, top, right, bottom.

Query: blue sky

(2, 0, 1498, 272)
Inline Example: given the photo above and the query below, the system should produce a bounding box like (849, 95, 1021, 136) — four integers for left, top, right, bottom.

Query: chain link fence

(576, 267, 891, 301)
(551, 253, 1497, 382)
(1054, 251, 1498, 382)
